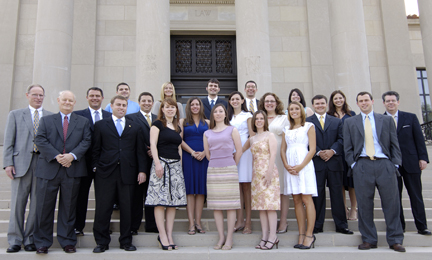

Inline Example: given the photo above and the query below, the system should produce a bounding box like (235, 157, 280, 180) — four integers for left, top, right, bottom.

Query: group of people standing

(3, 79, 430, 255)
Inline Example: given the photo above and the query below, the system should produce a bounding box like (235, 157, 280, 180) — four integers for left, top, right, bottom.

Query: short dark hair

(27, 84, 45, 94)
(356, 91, 373, 102)
(138, 92, 154, 102)
(110, 95, 128, 104)
(86, 87, 104, 97)
(245, 80, 257, 89)
(116, 82, 130, 91)
(207, 78, 220, 86)
(382, 91, 400, 102)
(311, 95, 327, 104)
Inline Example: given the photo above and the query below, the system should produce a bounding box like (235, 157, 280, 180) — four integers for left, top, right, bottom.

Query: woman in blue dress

(179, 97, 210, 235)
(328, 90, 357, 220)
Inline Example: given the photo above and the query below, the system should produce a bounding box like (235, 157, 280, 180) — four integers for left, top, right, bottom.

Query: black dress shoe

(75, 229, 84, 236)
(145, 227, 159, 233)
(24, 244, 37, 251)
(418, 229, 432, 236)
(358, 242, 377, 250)
(113, 204, 119, 210)
(313, 228, 323, 234)
(389, 243, 406, 252)
(120, 244, 137, 251)
(63, 245, 76, 253)
(336, 228, 354, 235)
(6, 245, 21, 253)
(93, 244, 109, 253)
(131, 230, 138, 236)
(36, 246, 49, 254)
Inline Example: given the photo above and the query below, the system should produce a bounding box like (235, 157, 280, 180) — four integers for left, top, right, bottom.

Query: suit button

(120, 149, 122, 151)
(118, 162, 120, 164)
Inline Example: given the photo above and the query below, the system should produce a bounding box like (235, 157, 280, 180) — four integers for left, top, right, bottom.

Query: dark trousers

(34, 168, 81, 248)
(93, 166, 134, 246)
(313, 169, 347, 230)
(353, 158, 403, 246)
(398, 167, 428, 231)
(74, 170, 94, 231)
(131, 175, 156, 231)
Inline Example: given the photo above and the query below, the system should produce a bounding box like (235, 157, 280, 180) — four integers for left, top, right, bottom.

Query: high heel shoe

(169, 244, 178, 250)
(294, 234, 305, 248)
(276, 224, 288, 234)
(255, 239, 267, 249)
(157, 236, 172, 251)
(261, 238, 279, 250)
(299, 235, 316, 249)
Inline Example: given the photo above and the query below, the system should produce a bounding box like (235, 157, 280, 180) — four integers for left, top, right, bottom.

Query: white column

(136, 0, 170, 96)
(419, 0, 432, 114)
(329, 0, 371, 105)
(33, 0, 74, 109)
(235, 0, 272, 98)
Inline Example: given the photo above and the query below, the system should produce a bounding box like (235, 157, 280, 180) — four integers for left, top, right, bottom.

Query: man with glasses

(244, 80, 259, 113)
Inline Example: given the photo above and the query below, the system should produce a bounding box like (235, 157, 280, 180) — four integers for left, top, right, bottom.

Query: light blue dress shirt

(105, 99, 140, 115)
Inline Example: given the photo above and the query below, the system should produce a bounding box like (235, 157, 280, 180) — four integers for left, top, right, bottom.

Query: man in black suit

(306, 95, 353, 235)
(34, 91, 91, 254)
(73, 87, 112, 236)
(201, 78, 228, 119)
(126, 92, 158, 234)
(344, 92, 404, 252)
(382, 91, 430, 236)
(92, 95, 146, 253)
(244, 80, 259, 113)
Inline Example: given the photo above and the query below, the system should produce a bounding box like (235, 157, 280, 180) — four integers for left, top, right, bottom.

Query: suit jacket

(343, 112, 402, 176)
(35, 112, 91, 180)
(73, 108, 112, 170)
(201, 97, 228, 119)
(92, 117, 146, 185)
(306, 114, 344, 172)
(386, 110, 429, 174)
(3, 107, 53, 177)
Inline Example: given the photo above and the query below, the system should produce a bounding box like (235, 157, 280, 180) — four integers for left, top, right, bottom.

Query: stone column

(328, 0, 371, 106)
(33, 0, 74, 109)
(419, 0, 432, 114)
(136, 0, 170, 96)
(235, 0, 272, 98)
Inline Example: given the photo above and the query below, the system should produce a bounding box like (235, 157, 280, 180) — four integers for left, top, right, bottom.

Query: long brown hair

(157, 97, 180, 132)
(209, 103, 231, 129)
(287, 101, 306, 130)
(327, 90, 352, 118)
(258, 92, 285, 115)
(227, 91, 251, 120)
(251, 110, 269, 133)
(183, 97, 207, 127)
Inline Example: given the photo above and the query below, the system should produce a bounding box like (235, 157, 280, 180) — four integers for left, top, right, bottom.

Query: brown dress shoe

(36, 246, 48, 254)
(63, 245, 76, 253)
(389, 243, 406, 252)
(358, 242, 377, 250)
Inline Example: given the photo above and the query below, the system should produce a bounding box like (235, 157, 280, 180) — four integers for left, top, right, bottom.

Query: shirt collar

(140, 110, 152, 118)
(89, 107, 102, 115)
(386, 110, 398, 117)
(208, 96, 218, 103)
(315, 112, 326, 120)
(112, 114, 125, 123)
(361, 111, 374, 120)
(29, 105, 43, 114)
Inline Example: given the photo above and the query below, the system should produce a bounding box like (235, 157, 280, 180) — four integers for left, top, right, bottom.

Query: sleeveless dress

(204, 126, 241, 210)
(230, 111, 253, 183)
(268, 115, 290, 194)
(182, 121, 209, 195)
(283, 122, 318, 196)
(250, 133, 281, 210)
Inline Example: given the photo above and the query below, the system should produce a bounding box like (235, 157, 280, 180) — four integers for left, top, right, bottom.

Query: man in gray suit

(3, 84, 53, 253)
(343, 91, 404, 252)
(33, 91, 91, 254)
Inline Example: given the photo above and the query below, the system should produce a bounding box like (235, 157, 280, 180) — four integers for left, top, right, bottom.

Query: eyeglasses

(264, 100, 276, 104)
(31, 94, 44, 98)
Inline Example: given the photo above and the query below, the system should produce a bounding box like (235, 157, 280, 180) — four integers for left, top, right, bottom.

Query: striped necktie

(33, 110, 39, 152)
(249, 99, 255, 113)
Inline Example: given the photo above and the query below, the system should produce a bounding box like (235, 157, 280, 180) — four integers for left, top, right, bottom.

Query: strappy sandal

(195, 224, 206, 234)
(187, 225, 196, 235)
(255, 239, 267, 249)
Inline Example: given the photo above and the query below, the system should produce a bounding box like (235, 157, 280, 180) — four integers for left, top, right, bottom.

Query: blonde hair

(160, 82, 177, 102)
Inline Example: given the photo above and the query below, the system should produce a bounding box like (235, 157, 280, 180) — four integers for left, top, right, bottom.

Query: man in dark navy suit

(306, 95, 352, 235)
(382, 91, 430, 236)
(201, 78, 228, 119)
(73, 87, 111, 236)
(126, 92, 158, 234)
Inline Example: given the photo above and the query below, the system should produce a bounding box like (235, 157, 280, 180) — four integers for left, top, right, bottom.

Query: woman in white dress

(228, 91, 254, 234)
(281, 101, 317, 250)
(258, 93, 290, 233)
(152, 82, 185, 119)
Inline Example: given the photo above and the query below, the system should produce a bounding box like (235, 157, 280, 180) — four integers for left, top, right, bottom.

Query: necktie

(116, 119, 123, 136)
(94, 110, 100, 123)
(249, 100, 255, 113)
(365, 115, 375, 159)
(33, 110, 39, 152)
(210, 100, 215, 109)
(319, 115, 324, 129)
(63, 115, 69, 154)
(145, 114, 152, 126)
(392, 115, 397, 128)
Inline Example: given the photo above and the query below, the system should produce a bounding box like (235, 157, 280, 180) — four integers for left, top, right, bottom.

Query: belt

(359, 156, 386, 161)
(159, 157, 180, 201)
(31, 151, 40, 154)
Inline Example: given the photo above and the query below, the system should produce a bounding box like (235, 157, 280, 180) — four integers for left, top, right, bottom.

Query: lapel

(203, 98, 211, 110)
(311, 115, 323, 133)
(66, 113, 78, 140)
(137, 112, 150, 129)
(106, 118, 119, 136)
(83, 108, 95, 130)
(354, 114, 364, 139)
(122, 118, 132, 137)
(396, 111, 403, 133)
(323, 115, 331, 132)
(374, 112, 383, 139)
(23, 108, 34, 137)
(54, 113, 64, 140)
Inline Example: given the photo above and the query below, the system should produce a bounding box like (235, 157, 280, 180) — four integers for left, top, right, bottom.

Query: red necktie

(63, 115, 69, 154)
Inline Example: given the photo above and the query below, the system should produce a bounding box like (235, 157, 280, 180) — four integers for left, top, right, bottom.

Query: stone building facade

(0, 0, 431, 142)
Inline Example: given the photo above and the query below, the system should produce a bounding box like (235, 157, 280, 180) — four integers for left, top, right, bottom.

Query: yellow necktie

(249, 100, 255, 113)
(365, 115, 375, 159)
(392, 115, 397, 128)
(319, 115, 324, 129)
(146, 114, 152, 126)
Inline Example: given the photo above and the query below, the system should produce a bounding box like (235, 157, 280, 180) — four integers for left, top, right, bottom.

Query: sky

(405, 0, 419, 15)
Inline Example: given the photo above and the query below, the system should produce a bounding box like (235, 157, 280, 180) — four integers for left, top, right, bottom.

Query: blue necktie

(116, 119, 123, 136)
(94, 110, 100, 123)
(210, 100, 215, 109)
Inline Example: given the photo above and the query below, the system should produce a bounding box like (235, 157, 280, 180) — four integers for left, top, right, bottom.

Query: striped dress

(204, 126, 241, 210)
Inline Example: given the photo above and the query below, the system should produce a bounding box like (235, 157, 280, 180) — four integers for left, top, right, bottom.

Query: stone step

(0, 247, 431, 260)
